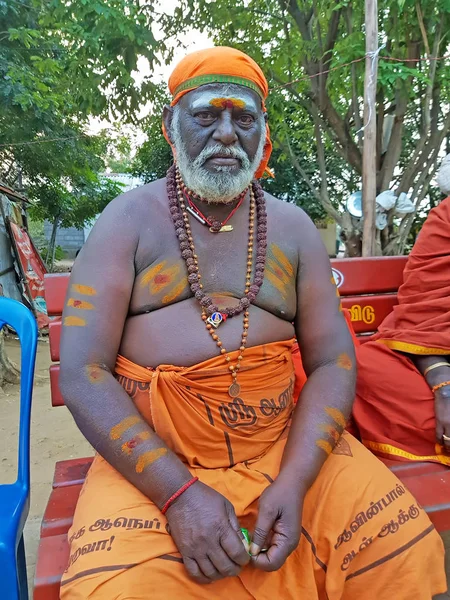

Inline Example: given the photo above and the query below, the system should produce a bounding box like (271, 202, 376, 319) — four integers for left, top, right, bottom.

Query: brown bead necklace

(166, 164, 268, 397)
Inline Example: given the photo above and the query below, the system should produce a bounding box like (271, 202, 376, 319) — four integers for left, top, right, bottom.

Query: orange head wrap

(164, 46, 273, 179)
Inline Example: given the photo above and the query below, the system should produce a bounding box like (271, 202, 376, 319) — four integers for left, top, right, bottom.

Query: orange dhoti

(60, 340, 446, 599)
(353, 197, 450, 464)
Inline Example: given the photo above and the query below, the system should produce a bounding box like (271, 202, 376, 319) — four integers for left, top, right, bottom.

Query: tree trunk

(361, 0, 378, 257)
(47, 215, 60, 272)
(0, 328, 20, 387)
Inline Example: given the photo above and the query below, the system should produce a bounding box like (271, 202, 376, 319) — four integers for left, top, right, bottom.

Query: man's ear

(163, 105, 174, 143)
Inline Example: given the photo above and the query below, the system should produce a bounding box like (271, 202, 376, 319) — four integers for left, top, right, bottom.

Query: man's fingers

(183, 557, 212, 584)
(197, 556, 222, 581)
(250, 509, 275, 556)
(250, 537, 290, 572)
(442, 428, 450, 452)
(436, 422, 444, 444)
(208, 546, 241, 578)
(221, 528, 251, 566)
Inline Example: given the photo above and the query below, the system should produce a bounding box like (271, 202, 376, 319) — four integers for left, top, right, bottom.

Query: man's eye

(195, 112, 215, 120)
(238, 115, 255, 125)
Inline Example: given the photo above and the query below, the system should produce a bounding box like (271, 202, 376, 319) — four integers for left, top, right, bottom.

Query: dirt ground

(1, 337, 450, 599)
(1, 338, 91, 595)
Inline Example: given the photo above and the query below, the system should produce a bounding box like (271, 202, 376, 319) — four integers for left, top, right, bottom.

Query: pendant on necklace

(209, 224, 233, 233)
(207, 312, 225, 329)
(228, 382, 241, 398)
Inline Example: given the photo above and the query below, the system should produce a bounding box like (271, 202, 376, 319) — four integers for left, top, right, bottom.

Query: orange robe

(60, 340, 445, 599)
(353, 197, 450, 464)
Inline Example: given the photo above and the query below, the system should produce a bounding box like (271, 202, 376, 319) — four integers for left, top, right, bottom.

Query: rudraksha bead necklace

(166, 164, 268, 397)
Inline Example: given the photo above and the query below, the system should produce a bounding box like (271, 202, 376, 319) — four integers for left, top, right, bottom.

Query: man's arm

(279, 216, 356, 488)
(251, 210, 356, 566)
(59, 195, 249, 582)
(411, 356, 450, 448)
(59, 197, 192, 508)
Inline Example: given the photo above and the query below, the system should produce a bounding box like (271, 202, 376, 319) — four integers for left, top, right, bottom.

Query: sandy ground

(1, 337, 450, 599)
(1, 338, 91, 595)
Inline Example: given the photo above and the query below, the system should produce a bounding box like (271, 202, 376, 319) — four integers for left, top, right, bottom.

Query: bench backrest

(44, 255, 408, 407)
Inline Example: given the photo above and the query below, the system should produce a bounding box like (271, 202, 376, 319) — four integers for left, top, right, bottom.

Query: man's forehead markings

(209, 97, 246, 110)
(191, 91, 257, 111)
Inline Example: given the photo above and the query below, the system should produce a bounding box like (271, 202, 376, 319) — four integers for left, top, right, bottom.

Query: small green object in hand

(240, 528, 251, 545)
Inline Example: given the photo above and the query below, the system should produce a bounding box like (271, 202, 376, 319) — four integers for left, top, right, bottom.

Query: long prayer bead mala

(166, 164, 268, 397)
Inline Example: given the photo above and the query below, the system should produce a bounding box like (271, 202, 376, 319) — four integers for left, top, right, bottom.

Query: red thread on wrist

(161, 477, 199, 515)
(432, 381, 450, 394)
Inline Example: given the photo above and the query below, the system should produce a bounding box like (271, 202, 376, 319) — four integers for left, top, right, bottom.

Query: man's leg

(301, 433, 447, 599)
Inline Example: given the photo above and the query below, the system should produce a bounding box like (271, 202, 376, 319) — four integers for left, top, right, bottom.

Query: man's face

(165, 83, 266, 203)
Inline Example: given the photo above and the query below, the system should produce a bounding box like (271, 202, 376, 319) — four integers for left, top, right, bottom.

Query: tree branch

(275, 132, 342, 224)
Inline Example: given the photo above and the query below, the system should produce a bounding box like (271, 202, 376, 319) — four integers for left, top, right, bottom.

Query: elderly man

(59, 47, 445, 599)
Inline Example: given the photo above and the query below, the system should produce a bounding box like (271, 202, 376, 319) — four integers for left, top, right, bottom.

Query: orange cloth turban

(164, 46, 273, 179)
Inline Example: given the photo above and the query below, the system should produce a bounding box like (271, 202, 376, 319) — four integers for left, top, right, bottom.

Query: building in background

(43, 173, 144, 257)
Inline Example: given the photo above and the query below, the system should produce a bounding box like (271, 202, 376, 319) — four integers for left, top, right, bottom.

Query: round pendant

(229, 382, 241, 398)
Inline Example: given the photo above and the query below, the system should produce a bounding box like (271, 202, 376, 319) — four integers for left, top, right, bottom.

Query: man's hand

(250, 480, 303, 572)
(434, 383, 450, 451)
(165, 480, 250, 584)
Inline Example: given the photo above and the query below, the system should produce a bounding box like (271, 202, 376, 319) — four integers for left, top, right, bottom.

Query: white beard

(171, 105, 266, 204)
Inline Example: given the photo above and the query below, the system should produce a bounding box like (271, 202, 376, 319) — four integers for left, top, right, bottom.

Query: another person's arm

(60, 197, 248, 584)
(411, 356, 450, 448)
(251, 211, 356, 569)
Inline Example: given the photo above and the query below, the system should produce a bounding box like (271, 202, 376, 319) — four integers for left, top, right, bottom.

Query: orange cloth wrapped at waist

(115, 339, 296, 469)
(61, 340, 446, 599)
(373, 197, 450, 355)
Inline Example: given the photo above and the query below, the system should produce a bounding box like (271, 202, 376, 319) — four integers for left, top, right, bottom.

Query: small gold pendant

(209, 225, 233, 233)
(229, 382, 241, 398)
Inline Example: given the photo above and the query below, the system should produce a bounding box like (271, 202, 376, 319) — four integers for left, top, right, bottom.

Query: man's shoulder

(99, 178, 167, 223)
(264, 191, 311, 225)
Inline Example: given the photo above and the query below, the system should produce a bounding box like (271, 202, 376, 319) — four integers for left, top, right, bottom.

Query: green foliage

(40, 244, 65, 262)
(158, 0, 450, 253)
(1, 0, 161, 232)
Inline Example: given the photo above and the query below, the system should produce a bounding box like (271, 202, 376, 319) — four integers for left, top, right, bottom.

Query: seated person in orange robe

(352, 193, 450, 464)
(58, 47, 445, 599)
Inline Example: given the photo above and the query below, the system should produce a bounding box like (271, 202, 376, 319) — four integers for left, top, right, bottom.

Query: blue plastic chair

(0, 298, 38, 600)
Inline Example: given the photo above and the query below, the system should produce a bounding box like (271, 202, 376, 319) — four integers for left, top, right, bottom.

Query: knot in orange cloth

(164, 46, 273, 179)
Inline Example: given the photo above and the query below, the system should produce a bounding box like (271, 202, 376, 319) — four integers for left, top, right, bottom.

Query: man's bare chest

(130, 227, 298, 321)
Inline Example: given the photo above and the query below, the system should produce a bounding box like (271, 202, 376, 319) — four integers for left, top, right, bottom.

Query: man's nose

(212, 111, 238, 145)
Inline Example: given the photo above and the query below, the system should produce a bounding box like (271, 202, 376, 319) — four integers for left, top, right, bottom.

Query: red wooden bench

(34, 256, 450, 598)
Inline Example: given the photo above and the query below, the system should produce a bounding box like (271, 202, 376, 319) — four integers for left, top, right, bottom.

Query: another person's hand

(250, 479, 304, 572)
(165, 480, 250, 584)
(434, 381, 450, 452)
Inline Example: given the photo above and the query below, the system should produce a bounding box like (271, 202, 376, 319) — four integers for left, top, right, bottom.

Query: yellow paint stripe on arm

(72, 284, 97, 296)
(67, 298, 95, 310)
(319, 424, 341, 442)
(135, 448, 168, 473)
(316, 439, 333, 455)
(110, 416, 142, 440)
(64, 316, 86, 327)
(325, 407, 347, 428)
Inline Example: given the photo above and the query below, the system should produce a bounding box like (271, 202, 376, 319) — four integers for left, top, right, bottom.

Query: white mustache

(194, 144, 251, 170)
